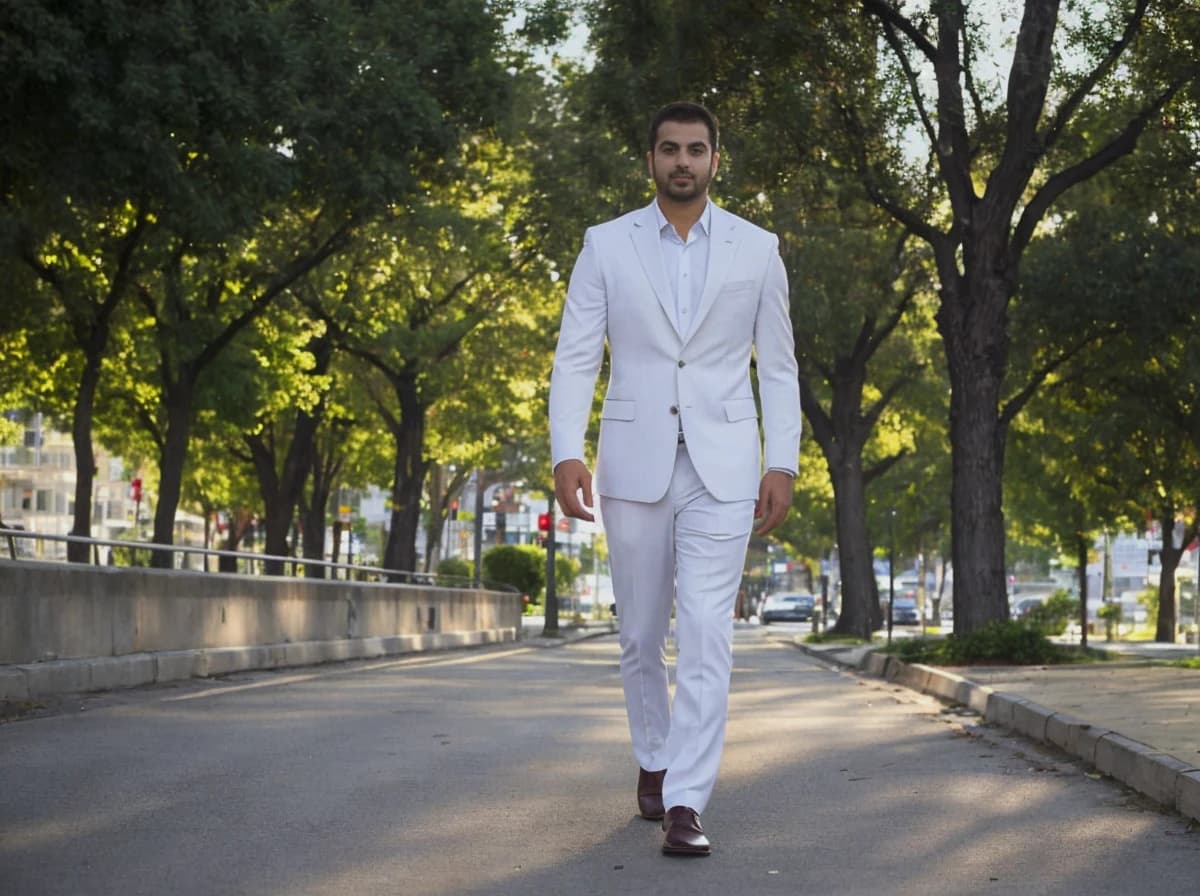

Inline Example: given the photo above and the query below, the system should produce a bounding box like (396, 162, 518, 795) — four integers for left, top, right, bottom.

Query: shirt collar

(653, 198, 711, 238)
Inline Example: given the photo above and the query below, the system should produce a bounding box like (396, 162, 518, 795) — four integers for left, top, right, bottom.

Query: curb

(0, 628, 520, 703)
(795, 639, 1200, 826)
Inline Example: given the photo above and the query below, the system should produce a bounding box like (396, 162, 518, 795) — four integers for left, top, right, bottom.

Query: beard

(656, 166, 712, 202)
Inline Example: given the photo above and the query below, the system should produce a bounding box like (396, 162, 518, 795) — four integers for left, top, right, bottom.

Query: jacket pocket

(721, 279, 757, 294)
(602, 398, 636, 421)
(723, 398, 758, 422)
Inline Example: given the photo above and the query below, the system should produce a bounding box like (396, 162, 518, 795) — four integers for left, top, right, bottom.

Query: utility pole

(473, 469, 486, 588)
(542, 498, 559, 637)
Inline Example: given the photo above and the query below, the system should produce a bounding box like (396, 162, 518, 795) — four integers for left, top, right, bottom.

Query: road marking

(159, 645, 536, 702)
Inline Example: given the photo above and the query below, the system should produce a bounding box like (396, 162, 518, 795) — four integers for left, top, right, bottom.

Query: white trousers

(600, 443, 754, 814)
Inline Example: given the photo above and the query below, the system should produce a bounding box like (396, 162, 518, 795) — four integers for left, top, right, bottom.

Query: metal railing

(0, 526, 516, 592)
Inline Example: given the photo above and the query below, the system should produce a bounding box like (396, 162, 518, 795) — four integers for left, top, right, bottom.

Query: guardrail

(0, 526, 514, 592)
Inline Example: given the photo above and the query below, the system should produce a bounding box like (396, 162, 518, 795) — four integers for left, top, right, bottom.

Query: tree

(846, 1, 1200, 632)
(582, 0, 1199, 631)
(1012, 115, 1200, 641)
(1, 0, 519, 564)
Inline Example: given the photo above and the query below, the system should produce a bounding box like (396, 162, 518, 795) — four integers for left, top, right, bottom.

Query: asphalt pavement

(546, 616, 1200, 823)
(4, 623, 1199, 895)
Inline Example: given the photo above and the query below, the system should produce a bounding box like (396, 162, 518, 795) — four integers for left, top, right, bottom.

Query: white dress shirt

(653, 199, 711, 339)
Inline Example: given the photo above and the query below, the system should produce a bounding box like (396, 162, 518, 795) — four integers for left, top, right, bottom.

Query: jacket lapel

(629, 202, 681, 338)
(686, 205, 739, 345)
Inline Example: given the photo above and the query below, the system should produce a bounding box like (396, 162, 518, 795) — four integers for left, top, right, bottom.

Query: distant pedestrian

(549, 101, 802, 856)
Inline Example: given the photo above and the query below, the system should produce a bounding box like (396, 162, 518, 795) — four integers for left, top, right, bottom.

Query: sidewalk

(795, 637, 1200, 826)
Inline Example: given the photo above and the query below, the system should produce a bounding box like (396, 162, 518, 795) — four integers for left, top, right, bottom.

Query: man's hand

(754, 470, 794, 536)
(554, 459, 595, 522)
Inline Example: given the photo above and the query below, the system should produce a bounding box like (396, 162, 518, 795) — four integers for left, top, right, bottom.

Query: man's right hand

(554, 459, 595, 522)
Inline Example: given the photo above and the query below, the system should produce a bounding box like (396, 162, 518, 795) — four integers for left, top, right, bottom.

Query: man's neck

(657, 194, 707, 240)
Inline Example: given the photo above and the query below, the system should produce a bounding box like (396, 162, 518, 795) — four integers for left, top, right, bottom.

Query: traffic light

(131, 478, 142, 502)
(537, 512, 551, 532)
(449, 500, 458, 521)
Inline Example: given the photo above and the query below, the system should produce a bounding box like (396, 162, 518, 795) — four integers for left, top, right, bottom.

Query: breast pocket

(721, 279, 757, 295)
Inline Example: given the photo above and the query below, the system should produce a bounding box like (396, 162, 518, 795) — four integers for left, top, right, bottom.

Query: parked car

(888, 596, 920, 625)
(760, 593, 816, 624)
(1013, 597, 1045, 619)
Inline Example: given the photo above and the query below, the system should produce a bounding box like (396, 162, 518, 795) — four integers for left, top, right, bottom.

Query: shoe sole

(662, 843, 711, 856)
(640, 810, 665, 821)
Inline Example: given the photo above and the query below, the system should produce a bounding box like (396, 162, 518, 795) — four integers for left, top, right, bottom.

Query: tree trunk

(1155, 511, 1186, 643)
(827, 457, 882, 639)
(151, 379, 195, 568)
(248, 414, 319, 576)
(218, 512, 250, 573)
(383, 415, 428, 576)
(939, 274, 1011, 634)
(300, 443, 341, 578)
(381, 373, 429, 576)
(68, 352, 103, 563)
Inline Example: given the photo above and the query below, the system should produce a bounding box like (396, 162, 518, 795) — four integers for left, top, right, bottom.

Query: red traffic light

(131, 478, 142, 502)
(537, 512, 551, 532)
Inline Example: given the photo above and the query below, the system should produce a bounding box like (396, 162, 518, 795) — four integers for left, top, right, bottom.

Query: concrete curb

(795, 639, 1200, 826)
(0, 628, 520, 702)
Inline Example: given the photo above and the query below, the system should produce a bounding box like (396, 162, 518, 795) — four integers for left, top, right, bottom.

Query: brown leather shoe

(637, 768, 666, 820)
(661, 805, 711, 856)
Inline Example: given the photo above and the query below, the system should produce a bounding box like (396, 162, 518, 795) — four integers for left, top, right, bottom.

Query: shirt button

(677, 360, 686, 368)
(669, 406, 679, 415)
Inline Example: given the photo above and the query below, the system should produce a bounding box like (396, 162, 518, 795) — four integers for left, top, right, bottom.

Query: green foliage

(888, 621, 1075, 666)
(554, 551, 580, 597)
(1097, 602, 1124, 623)
(1136, 587, 1159, 630)
(481, 543, 579, 605)
(483, 544, 544, 600)
(1025, 589, 1079, 637)
(435, 556, 473, 587)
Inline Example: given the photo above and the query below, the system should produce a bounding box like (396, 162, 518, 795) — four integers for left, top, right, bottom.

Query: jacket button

(669, 405, 679, 415)
(677, 360, 685, 368)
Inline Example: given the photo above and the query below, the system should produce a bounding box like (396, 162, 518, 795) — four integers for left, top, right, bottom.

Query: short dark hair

(648, 102, 719, 154)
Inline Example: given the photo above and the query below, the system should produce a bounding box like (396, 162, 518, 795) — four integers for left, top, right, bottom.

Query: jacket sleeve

(754, 238, 802, 475)
(549, 229, 608, 469)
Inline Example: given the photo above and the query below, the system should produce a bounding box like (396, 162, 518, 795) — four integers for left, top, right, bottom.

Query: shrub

(483, 545, 544, 601)
(1136, 586, 1158, 630)
(435, 556, 472, 586)
(887, 620, 1068, 665)
(482, 545, 581, 606)
(1025, 589, 1078, 636)
(554, 552, 580, 598)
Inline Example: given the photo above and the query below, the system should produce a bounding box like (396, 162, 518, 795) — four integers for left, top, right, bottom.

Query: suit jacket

(549, 200, 801, 503)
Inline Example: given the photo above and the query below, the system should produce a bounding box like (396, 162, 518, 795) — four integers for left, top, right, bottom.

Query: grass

(1167, 657, 1200, 670)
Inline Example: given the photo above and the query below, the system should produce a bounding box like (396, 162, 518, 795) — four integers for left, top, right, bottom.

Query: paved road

(2, 627, 1197, 895)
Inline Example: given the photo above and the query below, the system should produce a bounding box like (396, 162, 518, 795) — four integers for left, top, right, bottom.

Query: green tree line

(2, 2, 1198, 641)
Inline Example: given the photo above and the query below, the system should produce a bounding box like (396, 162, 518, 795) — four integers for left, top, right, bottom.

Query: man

(549, 102, 801, 856)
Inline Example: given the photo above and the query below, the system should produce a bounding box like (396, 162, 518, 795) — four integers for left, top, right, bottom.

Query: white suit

(549, 199, 801, 813)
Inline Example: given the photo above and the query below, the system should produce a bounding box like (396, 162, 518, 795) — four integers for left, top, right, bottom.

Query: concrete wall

(0, 560, 522, 665)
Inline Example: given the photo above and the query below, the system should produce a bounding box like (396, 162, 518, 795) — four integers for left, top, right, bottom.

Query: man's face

(647, 119, 718, 203)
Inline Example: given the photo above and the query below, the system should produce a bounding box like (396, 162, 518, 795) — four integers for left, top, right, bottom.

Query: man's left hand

(754, 470, 794, 536)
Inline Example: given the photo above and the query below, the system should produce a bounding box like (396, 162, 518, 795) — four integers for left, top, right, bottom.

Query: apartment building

(0, 412, 139, 559)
